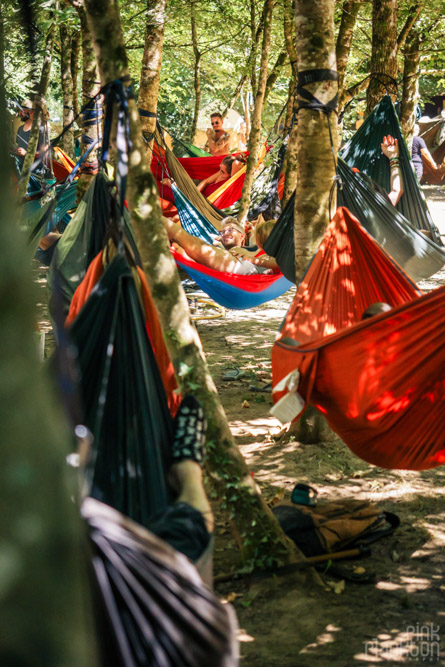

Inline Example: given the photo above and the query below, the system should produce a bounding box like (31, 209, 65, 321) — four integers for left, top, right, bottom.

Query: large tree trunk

(336, 1, 362, 108)
(366, 0, 398, 115)
(238, 0, 274, 219)
(138, 0, 166, 154)
(400, 27, 421, 143)
(71, 30, 81, 116)
(84, 0, 301, 567)
(17, 22, 55, 200)
(60, 16, 75, 158)
(189, 0, 201, 144)
(0, 71, 96, 667)
(294, 0, 339, 278)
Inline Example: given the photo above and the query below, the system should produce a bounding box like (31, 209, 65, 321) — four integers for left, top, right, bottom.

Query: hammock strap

(296, 69, 339, 115)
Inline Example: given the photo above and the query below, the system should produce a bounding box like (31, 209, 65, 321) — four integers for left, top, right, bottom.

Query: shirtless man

(206, 113, 231, 156)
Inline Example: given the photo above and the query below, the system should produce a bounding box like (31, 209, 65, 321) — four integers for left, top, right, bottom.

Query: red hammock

(151, 144, 247, 181)
(53, 147, 76, 182)
(271, 207, 445, 470)
(272, 287, 445, 470)
(278, 207, 421, 347)
(66, 251, 181, 416)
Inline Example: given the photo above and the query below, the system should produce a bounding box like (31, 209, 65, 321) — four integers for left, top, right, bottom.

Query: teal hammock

(340, 95, 442, 245)
(183, 143, 211, 157)
(171, 183, 219, 244)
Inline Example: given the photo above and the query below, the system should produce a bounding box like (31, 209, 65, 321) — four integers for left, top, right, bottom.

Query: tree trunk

(282, 0, 298, 207)
(366, 0, 398, 115)
(17, 22, 55, 200)
(0, 71, 96, 667)
(238, 0, 274, 220)
(70, 0, 101, 197)
(190, 0, 201, 144)
(138, 0, 166, 154)
(83, 0, 302, 567)
(294, 0, 339, 279)
(264, 50, 287, 102)
(250, 0, 258, 96)
(400, 27, 421, 143)
(222, 73, 247, 120)
(60, 19, 75, 157)
(244, 89, 251, 141)
(336, 1, 361, 105)
(71, 30, 81, 116)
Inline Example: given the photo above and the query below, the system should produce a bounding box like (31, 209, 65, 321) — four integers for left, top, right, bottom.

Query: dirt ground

(35, 188, 445, 666)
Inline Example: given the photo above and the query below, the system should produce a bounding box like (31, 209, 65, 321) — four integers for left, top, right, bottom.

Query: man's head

(210, 113, 224, 132)
(19, 99, 34, 121)
(220, 217, 245, 249)
(361, 302, 392, 320)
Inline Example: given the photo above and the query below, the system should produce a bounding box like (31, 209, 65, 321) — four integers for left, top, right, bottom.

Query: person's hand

(229, 247, 252, 258)
(381, 135, 399, 159)
(206, 128, 212, 137)
(160, 177, 172, 186)
(16, 147, 26, 156)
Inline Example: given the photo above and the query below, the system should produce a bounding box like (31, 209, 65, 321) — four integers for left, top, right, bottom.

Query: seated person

(14, 99, 48, 173)
(197, 155, 244, 198)
(206, 112, 231, 156)
(380, 135, 404, 206)
(164, 216, 279, 275)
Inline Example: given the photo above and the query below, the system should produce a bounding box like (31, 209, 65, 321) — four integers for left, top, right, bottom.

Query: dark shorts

(148, 501, 211, 562)
(413, 161, 423, 180)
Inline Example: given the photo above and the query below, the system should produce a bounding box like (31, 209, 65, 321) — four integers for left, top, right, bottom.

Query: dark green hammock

(340, 95, 442, 245)
(48, 172, 140, 315)
(69, 254, 173, 525)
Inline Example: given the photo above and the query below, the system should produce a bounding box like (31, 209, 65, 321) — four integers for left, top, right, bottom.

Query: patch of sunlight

(399, 576, 432, 593)
(229, 417, 282, 438)
(237, 629, 255, 643)
(299, 624, 342, 654)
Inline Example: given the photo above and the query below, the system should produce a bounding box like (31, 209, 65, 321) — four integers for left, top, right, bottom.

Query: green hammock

(69, 254, 173, 525)
(48, 173, 139, 315)
(340, 95, 441, 244)
(183, 142, 211, 157)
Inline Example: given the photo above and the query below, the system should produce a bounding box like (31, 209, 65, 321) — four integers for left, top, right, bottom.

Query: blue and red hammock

(272, 207, 444, 471)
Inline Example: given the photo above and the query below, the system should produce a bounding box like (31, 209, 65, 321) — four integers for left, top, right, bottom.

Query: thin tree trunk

(190, 0, 201, 144)
(70, 0, 101, 197)
(400, 27, 421, 143)
(17, 22, 55, 200)
(244, 89, 251, 140)
(71, 30, 81, 116)
(264, 50, 287, 102)
(294, 0, 339, 279)
(238, 0, 274, 219)
(366, 0, 398, 115)
(397, 2, 423, 49)
(250, 0, 258, 96)
(282, 0, 298, 207)
(336, 1, 362, 105)
(222, 73, 247, 120)
(138, 0, 166, 154)
(60, 18, 75, 157)
(0, 70, 96, 667)
(83, 0, 302, 567)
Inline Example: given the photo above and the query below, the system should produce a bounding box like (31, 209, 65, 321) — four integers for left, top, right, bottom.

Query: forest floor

(35, 187, 445, 666)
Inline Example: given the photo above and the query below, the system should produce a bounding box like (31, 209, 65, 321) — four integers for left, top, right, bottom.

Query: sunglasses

(221, 227, 242, 234)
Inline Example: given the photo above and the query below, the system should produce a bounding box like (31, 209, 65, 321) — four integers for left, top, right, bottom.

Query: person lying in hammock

(164, 215, 278, 275)
(380, 134, 404, 206)
(196, 155, 244, 198)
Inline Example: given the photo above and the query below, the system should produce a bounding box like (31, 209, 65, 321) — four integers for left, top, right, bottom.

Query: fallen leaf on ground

(242, 400, 250, 408)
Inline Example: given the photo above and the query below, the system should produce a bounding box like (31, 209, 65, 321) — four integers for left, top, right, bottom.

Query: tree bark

(190, 0, 201, 144)
(60, 17, 75, 157)
(222, 73, 247, 120)
(238, 0, 274, 220)
(336, 1, 361, 105)
(282, 0, 298, 207)
(294, 0, 339, 279)
(0, 71, 96, 667)
(400, 27, 421, 143)
(71, 30, 81, 116)
(397, 2, 423, 49)
(366, 0, 398, 115)
(17, 21, 55, 200)
(138, 0, 166, 154)
(83, 0, 301, 567)
(264, 50, 287, 102)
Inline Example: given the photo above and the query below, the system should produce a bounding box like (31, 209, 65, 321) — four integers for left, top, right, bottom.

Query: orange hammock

(277, 207, 421, 347)
(66, 251, 180, 416)
(272, 286, 445, 470)
(52, 146, 76, 182)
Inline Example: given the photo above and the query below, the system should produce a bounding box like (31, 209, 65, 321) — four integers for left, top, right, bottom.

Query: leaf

(242, 400, 250, 408)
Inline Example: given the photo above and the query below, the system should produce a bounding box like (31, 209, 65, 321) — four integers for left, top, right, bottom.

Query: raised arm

(381, 135, 404, 206)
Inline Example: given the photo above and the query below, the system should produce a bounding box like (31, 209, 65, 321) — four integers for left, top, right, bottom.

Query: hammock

(52, 146, 76, 182)
(66, 249, 180, 416)
(337, 158, 445, 282)
(172, 248, 293, 310)
(340, 95, 442, 244)
(182, 142, 212, 157)
(272, 206, 421, 347)
(272, 285, 445, 471)
(422, 140, 445, 185)
(262, 192, 296, 283)
(171, 183, 219, 244)
(83, 498, 237, 667)
(69, 253, 174, 524)
(48, 172, 139, 315)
